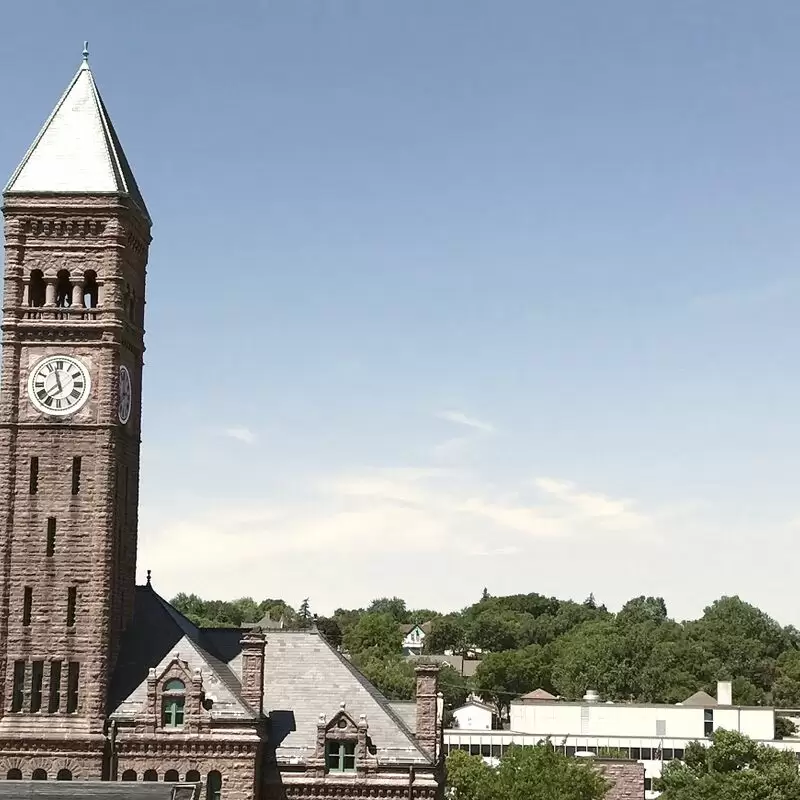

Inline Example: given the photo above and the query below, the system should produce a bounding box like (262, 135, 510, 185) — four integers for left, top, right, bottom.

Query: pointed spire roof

(4, 49, 149, 220)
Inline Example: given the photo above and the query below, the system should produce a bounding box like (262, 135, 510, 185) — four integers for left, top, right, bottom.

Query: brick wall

(598, 760, 644, 800)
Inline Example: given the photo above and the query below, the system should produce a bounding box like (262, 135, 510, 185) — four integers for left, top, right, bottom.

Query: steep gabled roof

(4, 53, 149, 220)
(521, 688, 557, 701)
(0, 783, 198, 799)
(681, 690, 718, 707)
(262, 630, 432, 766)
(109, 586, 255, 721)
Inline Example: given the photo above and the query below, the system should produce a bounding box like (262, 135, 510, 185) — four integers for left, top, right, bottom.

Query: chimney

(415, 664, 440, 759)
(239, 627, 266, 715)
(717, 680, 733, 706)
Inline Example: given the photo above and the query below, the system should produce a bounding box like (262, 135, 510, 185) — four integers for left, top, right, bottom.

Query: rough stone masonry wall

(598, 760, 644, 800)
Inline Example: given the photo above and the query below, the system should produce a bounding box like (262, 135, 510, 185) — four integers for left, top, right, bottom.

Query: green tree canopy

(447, 744, 609, 800)
(343, 612, 402, 659)
(474, 645, 550, 716)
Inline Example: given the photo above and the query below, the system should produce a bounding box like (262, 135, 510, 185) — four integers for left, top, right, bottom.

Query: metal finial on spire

(82, 41, 89, 62)
(146, 569, 152, 587)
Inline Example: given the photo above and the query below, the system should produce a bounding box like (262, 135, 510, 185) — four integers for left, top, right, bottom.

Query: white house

(400, 622, 431, 655)
(453, 700, 495, 731)
(445, 681, 787, 799)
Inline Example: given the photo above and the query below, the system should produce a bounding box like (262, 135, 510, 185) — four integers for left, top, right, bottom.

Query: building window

(186, 770, 200, 783)
(29, 270, 45, 308)
(66, 662, 79, 713)
(11, 661, 25, 713)
(121, 770, 137, 781)
(644, 778, 652, 791)
(56, 769, 72, 781)
(30, 661, 43, 713)
(655, 719, 666, 737)
(6, 769, 21, 780)
(162, 679, 186, 727)
(46, 518, 56, 557)
(326, 741, 356, 772)
(32, 769, 47, 781)
(165, 769, 179, 782)
(55, 270, 72, 308)
(67, 587, 77, 627)
(29, 458, 39, 494)
(71, 457, 82, 495)
(49, 660, 62, 712)
(704, 708, 714, 737)
(23, 587, 32, 626)
(143, 770, 158, 782)
(206, 770, 222, 800)
(83, 271, 99, 309)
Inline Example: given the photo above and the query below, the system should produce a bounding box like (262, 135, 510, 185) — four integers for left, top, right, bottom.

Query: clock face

(118, 365, 132, 424)
(27, 355, 91, 417)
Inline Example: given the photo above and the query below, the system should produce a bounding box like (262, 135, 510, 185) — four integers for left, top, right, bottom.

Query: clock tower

(0, 47, 150, 763)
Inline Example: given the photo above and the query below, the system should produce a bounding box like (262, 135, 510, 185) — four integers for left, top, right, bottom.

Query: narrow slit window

(29, 458, 39, 495)
(23, 587, 32, 626)
(30, 661, 43, 712)
(11, 661, 25, 713)
(66, 662, 79, 713)
(67, 587, 77, 627)
(71, 457, 82, 496)
(46, 518, 56, 557)
(49, 660, 62, 712)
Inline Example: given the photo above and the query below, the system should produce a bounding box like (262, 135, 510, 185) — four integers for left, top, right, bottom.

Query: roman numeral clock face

(27, 355, 91, 417)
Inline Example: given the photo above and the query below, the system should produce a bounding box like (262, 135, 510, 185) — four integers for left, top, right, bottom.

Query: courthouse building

(0, 52, 443, 799)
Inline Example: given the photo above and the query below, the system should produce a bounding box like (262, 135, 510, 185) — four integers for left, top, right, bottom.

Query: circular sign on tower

(27, 355, 91, 417)
(118, 365, 132, 424)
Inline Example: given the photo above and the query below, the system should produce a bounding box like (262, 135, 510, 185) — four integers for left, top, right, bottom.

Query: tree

(447, 744, 609, 800)
(367, 597, 408, 622)
(436, 665, 471, 711)
(474, 646, 549, 717)
(343, 612, 402, 659)
(298, 598, 312, 628)
(470, 609, 524, 653)
(774, 716, 797, 740)
(657, 729, 800, 800)
(353, 654, 415, 700)
(315, 616, 343, 649)
(425, 615, 469, 655)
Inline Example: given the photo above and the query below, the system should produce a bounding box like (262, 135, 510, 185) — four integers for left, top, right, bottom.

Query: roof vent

(583, 689, 600, 703)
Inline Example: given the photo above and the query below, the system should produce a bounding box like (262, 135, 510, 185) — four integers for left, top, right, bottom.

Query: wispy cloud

(223, 426, 257, 445)
(689, 279, 794, 312)
(436, 410, 496, 434)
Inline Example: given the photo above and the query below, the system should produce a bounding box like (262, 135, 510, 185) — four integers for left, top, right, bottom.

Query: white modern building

(444, 681, 799, 799)
(452, 699, 496, 731)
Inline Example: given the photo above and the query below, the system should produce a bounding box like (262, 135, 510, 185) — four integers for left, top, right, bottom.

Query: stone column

(72, 283, 84, 307)
(44, 279, 56, 306)
(239, 627, 266, 715)
(415, 664, 440, 759)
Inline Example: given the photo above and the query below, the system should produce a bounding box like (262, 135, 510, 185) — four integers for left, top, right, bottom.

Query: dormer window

(326, 741, 356, 772)
(162, 678, 186, 727)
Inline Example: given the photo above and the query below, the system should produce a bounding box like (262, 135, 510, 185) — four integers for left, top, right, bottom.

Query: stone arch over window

(121, 770, 137, 782)
(83, 270, 99, 309)
(29, 270, 45, 308)
(206, 770, 222, 800)
(143, 769, 158, 782)
(55, 270, 72, 308)
(6, 769, 21, 780)
(32, 769, 47, 781)
(186, 770, 201, 783)
(164, 769, 179, 782)
(56, 769, 72, 781)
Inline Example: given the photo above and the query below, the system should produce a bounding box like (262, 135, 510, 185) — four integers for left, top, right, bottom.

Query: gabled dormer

(312, 703, 373, 777)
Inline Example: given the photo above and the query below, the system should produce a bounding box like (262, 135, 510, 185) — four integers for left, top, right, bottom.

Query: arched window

(29, 270, 45, 308)
(186, 770, 201, 783)
(55, 270, 72, 308)
(143, 770, 158, 782)
(6, 769, 21, 780)
(162, 678, 186, 727)
(121, 770, 137, 782)
(83, 271, 99, 309)
(206, 770, 222, 800)
(164, 770, 179, 782)
(32, 769, 47, 781)
(56, 769, 72, 781)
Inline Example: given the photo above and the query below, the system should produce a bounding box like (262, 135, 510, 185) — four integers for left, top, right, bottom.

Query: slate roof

(0, 784, 198, 799)
(4, 53, 149, 220)
(388, 701, 417, 733)
(263, 630, 431, 766)
(406, 654, 481, 678)
(681, 690, 718, 707)
(110, 587, 255, 722)
(400, 622, 432, 635)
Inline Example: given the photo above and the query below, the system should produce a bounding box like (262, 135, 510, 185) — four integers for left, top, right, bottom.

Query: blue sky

(2, 2, 800, 622)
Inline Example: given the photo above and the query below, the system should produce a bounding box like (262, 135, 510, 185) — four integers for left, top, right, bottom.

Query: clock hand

(54, 371, 63, 395)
